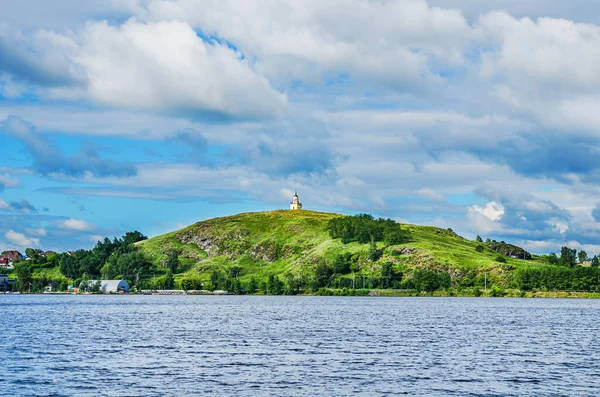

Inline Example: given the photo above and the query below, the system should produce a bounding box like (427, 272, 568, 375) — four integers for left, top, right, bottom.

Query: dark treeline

(11, 231, 150, 292)
(515, 267, 600, 291)
(540, 246, 599, 267)
(59, 231, 150, 281)
(327, 213, 406, 245)
(181, 259, 453, 295)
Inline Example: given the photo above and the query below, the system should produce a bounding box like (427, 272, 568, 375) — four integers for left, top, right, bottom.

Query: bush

(475, 245, 484, 253)
(494, 255, 507, 263)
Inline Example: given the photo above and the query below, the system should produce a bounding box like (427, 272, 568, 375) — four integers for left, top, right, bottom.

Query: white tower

(290, 191, 303, 210)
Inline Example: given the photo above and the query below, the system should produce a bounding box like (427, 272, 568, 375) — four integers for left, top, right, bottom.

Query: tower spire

(290, 190, 302, 210)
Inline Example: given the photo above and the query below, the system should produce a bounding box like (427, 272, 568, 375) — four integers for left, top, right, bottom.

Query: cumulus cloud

(478, 11, 600, 135)
(114, 0, 473, 88)
(470, 201, 505, 221)
(60, 218, 93, 231)
(5, 230, 40, 247)
(72, 19, 287, 120)
(0, 19, 287, 120)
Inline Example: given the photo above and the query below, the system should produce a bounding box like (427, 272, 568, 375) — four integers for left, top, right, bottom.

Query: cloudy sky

(1, 0, 600, 254)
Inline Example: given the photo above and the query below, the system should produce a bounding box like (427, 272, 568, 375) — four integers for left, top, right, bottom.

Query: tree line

(327, 213, 406, 245)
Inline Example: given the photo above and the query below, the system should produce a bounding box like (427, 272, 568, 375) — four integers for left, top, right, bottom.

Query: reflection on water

(1, 296, 599, 396)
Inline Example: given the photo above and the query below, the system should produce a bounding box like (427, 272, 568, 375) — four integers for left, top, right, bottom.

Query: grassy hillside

(136, 210, 540, 288)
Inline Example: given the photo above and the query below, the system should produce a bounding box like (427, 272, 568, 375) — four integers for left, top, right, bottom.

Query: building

(84, 280, 131, 294)
(0, 251, 23, 268)
(290, 191, 303, 210)
(0, 258, 9, 269)
(0, 274, 15, 292)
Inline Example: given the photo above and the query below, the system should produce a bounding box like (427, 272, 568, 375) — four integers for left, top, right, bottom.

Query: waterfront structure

(84, 280, 131, 293)
(0, 274, 15, 292)
(290, 191, 303, 210)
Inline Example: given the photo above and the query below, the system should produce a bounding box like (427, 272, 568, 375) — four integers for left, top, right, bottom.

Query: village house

(0, 251, 23, 269)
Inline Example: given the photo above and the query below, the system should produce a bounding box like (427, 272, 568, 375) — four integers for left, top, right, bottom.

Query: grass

(137, 209, 544, 286)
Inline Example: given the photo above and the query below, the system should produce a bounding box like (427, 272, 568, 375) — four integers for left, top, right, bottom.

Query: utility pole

(484, 273, 487, 292)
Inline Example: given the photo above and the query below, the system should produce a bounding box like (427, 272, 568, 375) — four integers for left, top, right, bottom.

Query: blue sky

(2, 0, 600, 255)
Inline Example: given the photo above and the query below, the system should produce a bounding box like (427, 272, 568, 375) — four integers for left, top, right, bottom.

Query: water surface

(1, 296, 599, 396)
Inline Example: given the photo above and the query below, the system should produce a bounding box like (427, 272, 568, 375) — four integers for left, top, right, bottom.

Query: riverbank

(7, 288, 600, 298)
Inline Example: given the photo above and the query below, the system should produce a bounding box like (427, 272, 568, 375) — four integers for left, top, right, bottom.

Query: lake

(1, 296, 599, 396)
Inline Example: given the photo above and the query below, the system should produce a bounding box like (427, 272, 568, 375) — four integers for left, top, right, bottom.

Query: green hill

(136, 210, 541, 290)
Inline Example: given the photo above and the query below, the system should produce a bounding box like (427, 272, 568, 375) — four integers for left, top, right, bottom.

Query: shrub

(494, 255, 507, 263)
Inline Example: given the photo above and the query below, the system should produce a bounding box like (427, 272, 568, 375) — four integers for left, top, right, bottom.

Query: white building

(84, 280, 130, 293)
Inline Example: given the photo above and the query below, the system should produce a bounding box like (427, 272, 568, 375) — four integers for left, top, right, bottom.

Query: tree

(578, 250, 588, 264)
(559, 247, 577, 267)
(210, 269, 226, 290)
(122, 231, 148, 245)
(368, 237, 380, 261)
(25, 248, 42, 260)
(284, 272, 302, 294)
(380, 262, 395, 289)
(247, 276, 258, 294)
(475, 245, 484, 253)
(333, 253, 352, 274)
(314, 260, 333, 288)
(164, 270, 175, 289)
(13, 263, 32, 292)
(228, 266, 241, 279)
(547, 253, 559, 265)
(475, 235, 483, 243)
(267, 275, 283, 295)
(383, 227, 405, 245)
(592, 255, 599, 267)
(412, 269, 448, 292)
(166, 250, 179, 274)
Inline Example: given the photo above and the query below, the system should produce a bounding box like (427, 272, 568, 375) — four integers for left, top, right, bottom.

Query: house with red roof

(0, 251, 24, 268)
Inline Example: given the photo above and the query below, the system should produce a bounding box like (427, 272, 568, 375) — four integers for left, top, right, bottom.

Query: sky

(1, 0, 600, 255)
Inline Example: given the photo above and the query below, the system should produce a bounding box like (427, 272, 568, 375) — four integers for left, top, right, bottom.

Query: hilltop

(136, 210, 541, 291)
(8, 209, 600, 295)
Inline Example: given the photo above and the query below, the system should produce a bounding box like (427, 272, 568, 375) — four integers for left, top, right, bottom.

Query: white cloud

(0, 174, 19, 189)
(26, 228, 48, 237)
(61, 218, 93, 231)
(547, 220, 569, 235)
(66, 19, 286, 119)
(5, 230, 40, 247)
(90, 234, 104, 243)
(478, 11, 600, 133)
(123, 0, 471, 87)
(470, 201, 505, 221)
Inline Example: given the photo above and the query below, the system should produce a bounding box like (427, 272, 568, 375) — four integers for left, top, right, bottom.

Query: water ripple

(1, 296, 599, 396)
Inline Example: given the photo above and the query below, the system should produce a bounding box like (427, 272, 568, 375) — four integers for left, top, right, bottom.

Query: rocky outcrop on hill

(486, 241, 531, 260)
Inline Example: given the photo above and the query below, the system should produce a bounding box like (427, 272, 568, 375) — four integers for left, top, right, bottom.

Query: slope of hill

(136, 210, 539, 289)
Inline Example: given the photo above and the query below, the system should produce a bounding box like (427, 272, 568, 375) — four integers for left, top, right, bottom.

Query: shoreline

(5, 289, 600, 299)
